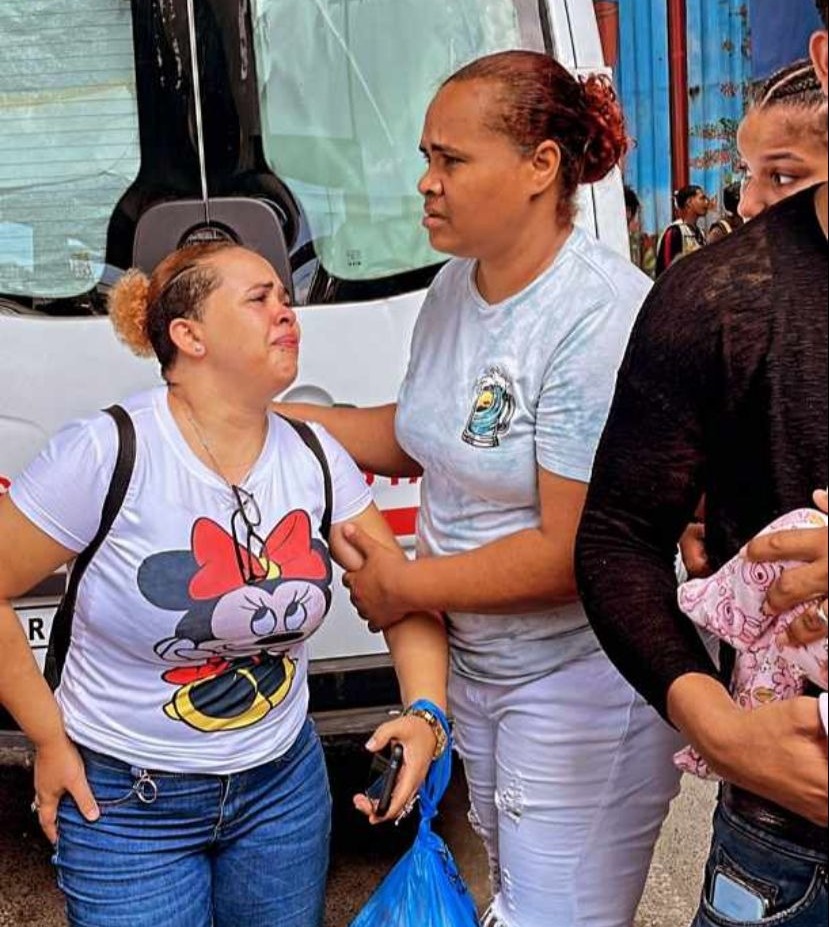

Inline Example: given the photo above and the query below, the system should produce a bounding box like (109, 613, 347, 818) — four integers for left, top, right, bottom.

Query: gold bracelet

(403, 706, 448, 760)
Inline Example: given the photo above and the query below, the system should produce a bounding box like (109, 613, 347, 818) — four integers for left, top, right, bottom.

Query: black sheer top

(576, 186, 829, 720)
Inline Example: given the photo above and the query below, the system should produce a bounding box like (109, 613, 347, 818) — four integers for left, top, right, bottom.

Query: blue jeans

(54, 719, 331, 927)
(692, 801, 828, 927)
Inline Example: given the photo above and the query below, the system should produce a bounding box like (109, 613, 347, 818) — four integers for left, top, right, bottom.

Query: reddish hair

(444, 51, 629, 222)
(109, 241, 238, 374)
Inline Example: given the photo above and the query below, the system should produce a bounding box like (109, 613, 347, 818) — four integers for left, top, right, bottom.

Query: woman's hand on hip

(342, 524, 412, 630)
(353, 714, 437, 825)
(34, 735, 99, 843)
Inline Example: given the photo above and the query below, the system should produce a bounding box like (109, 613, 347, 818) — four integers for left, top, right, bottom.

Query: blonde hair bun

(108, 269, 155, 358)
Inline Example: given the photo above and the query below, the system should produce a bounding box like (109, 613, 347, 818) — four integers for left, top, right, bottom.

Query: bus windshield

(0, 1, 552, 309)
(0, 1, 140, 301)
(252, 0, 548, 283)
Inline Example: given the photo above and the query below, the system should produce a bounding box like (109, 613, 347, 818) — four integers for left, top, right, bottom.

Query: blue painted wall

(615, 1, 672, 245)
(615, 0, 751, 244)
(686, 0, 752, 203)
(751, 0, 822, 79)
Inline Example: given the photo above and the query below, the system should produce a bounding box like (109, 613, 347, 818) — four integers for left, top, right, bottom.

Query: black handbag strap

(44, 405, 136, 689)
(279, 416, 333, 542)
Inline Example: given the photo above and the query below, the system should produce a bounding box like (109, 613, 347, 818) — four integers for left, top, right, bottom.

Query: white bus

(0, 0, 627, 761)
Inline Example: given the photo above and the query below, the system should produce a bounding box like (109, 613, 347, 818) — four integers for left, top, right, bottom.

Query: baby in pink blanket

(675, 507, 829, 779)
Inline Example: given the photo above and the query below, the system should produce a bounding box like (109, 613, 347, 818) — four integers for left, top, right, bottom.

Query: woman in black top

(575, 11, 829, 920)
(578, 184, 828, 924)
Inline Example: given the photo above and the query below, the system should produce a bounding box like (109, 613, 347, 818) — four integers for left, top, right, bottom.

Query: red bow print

(189, 510, 328, 600)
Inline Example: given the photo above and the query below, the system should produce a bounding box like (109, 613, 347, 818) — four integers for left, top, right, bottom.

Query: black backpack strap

(279, 417, 333, 542)
(44, 405, 136, 689)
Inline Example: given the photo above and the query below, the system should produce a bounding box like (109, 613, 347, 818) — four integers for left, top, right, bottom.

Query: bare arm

(0, 497, 74, 745)
(342, 469, 585, 627)
(329, 504, 448, 824)
(276, 402, 422, 479)
(329, 504, 448, 708)
(668, 675, 828, 826)
(0, 496, 99, 841)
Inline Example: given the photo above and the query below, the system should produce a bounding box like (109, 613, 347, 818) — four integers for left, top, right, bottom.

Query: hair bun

(108, 269, 155, 358)
(580, 74, 629, 184)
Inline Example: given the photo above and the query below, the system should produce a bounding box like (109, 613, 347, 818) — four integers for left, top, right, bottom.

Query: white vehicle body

(0, 0, 626, 758)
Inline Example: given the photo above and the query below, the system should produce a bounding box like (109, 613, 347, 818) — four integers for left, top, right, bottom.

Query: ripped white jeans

(449, 649, 683, 927)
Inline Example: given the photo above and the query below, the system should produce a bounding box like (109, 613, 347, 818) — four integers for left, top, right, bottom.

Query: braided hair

(109, 241, 238, 374)
(758, 60, 823, 107)
(754, 59, 827, 139)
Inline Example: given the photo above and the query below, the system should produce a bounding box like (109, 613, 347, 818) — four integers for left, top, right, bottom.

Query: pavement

(0, 761, 717, 927)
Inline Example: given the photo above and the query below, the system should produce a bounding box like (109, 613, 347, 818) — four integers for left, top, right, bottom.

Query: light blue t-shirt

(396, 227, 652, 684)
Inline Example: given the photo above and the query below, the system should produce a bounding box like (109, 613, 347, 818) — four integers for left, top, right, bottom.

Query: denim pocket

(698, 866, 826, 926)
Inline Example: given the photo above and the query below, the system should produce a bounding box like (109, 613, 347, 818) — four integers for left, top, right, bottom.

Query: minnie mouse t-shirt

(11, 387, 372, 773)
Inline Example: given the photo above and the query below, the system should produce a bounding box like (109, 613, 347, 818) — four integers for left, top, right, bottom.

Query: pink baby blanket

(675, 508, 828, 779)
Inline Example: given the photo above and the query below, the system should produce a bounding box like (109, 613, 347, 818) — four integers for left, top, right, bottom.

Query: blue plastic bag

(350, 706, 479, 927)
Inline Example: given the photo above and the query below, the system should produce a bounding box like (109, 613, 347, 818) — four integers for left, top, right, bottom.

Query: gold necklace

(172, 393, 265, 487)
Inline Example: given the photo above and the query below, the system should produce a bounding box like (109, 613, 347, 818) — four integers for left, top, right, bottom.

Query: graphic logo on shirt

(137, 510, 332, 733)
(462, 366, 516, 448)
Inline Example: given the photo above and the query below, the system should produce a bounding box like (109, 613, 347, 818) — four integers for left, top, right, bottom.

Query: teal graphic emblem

(462, 367, 515, 448)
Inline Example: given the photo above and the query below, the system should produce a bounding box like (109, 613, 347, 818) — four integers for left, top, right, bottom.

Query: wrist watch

(403, 705, 448, 760)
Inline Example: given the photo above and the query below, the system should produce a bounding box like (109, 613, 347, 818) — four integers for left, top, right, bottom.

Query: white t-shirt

(396, 227, 652, 685)
(11, 388, 372, 773)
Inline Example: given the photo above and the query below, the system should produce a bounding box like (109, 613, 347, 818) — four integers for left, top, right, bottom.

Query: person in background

(625, 185, 657, 277)
(655, 185, 710, 275)
(625, 184, 641, 229)
(739, 58, 828, 220)
(707, 182, 744, 244)
(576, 1, 829, 922)
(625, 185, 643, 267)
(281, 50, 682, 927)
(0, 242, 448, 927)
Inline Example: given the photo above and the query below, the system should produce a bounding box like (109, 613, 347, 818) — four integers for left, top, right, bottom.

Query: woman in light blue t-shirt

(282, 51, 683, 927)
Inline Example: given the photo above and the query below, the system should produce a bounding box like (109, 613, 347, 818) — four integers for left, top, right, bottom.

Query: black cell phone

(365, 743, 405, 817)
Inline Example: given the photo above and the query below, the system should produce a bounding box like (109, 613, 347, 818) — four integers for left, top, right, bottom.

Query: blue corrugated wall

(615, 0, 752, 242)
(615, 1, 673, 242)
(686, 0, 752, 204)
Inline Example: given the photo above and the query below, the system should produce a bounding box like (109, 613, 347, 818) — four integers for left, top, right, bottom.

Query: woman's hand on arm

(342, 468, 587, 625)
(330, 505, 448, 825)
(669, 674, 828, 826)
(0, 496, 100, 841)
(274, 402, 422, 479)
